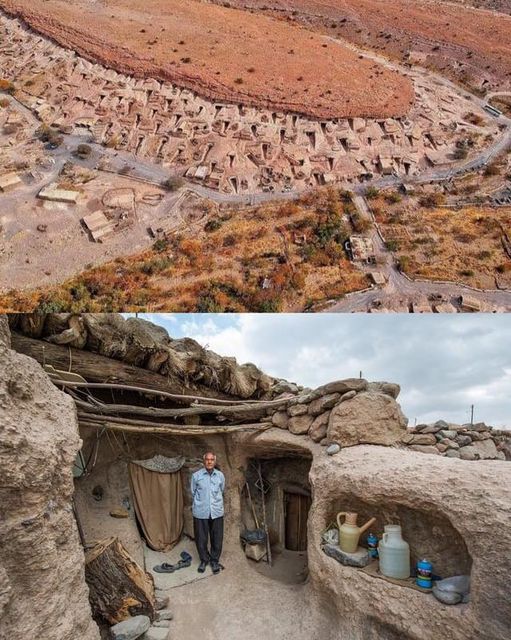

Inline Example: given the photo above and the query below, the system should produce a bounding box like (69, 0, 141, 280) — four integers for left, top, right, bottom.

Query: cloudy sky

(134, 314, 511, 428)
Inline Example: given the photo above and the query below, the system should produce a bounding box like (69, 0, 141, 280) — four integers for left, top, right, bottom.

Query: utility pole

(359, 370, 362, 379)
(470, 404, 474, 426)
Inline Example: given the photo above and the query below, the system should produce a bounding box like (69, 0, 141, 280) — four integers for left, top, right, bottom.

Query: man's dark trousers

(193, 516, 224, 563)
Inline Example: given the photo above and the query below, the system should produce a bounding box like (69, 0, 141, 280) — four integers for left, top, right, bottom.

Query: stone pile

(269, 379, 408, 448)
(401, 420, 510, 461)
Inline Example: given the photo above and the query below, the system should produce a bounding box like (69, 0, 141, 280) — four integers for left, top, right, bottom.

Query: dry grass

(373, 196, 511, 289)
(0, 188, 368, 312)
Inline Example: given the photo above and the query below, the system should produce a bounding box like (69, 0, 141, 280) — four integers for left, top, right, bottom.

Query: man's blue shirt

(191, 467, 225, 519)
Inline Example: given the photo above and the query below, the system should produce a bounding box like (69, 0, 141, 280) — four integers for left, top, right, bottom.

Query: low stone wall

(268, 379, 408, 447)
(401, 420, 510, 461)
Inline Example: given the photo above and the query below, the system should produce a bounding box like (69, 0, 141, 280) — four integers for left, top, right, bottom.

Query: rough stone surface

(440, 438, 459, 450)
(405, 434, 437, 446)
(437, 430, 458, 440)
(316, 378, 368, 396)
(459, 446, 478, 461)
(0, 318, 99, 640)
(445, 450, 461, 459)
(142, 627, 168, 640)
(309, 412, 330, 443)
(308, 393, 340, 416)
(339, 390, 357, 403)
(111, 615, 150, 640)
(322, 544, 370, 568)
(309, 445, 511, 640)
(471, 439, 499, 460)
(0, 315, 11, 349)
(409, 444, 441, 455)
(455, 435, 472, 447)
(470, 431, 492, 441)
(155, 609, 173, 621)
(288, 414, 313, 435)
(367, 381, 400, 399)
(328, 391, 408, 447)
(417, 424, 442, 434)
(287, 403, 308, 417)
(271, 410, 289, 430)
(466, 422, 490, 432)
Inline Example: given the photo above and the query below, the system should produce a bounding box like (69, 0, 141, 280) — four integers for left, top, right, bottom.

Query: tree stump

(84, 537, 156, 625)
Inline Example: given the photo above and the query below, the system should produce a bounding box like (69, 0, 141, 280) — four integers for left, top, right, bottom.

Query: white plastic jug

(378, 524, 410, 579)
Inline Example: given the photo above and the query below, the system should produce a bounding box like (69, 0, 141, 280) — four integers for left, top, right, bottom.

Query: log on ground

(84, 536, 156, 624)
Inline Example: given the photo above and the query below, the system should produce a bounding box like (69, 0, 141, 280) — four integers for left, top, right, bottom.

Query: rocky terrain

(223, 0, 511, 95)
(402, 419, 510, 460)
(0, 316, 99, 640)
(450, 0, 511, 12)
(0, 0, 414, 120)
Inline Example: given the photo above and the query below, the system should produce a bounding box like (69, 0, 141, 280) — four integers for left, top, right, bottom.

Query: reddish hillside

(222, 0, 511, 93)
(0, 0, 414, 119)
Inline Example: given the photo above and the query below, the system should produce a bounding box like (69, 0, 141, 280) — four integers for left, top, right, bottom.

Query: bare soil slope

(224, 0, 511, 93)
(0, 0, 414, 120)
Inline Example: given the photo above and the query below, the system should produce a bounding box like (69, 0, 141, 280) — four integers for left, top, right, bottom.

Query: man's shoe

(211, 561, 221, 575)
(198, 561, 208, 573)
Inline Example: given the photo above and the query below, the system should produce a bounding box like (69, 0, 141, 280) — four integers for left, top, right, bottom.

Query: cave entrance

(285, 491, 311, 552)
(242, 455, 312, 584)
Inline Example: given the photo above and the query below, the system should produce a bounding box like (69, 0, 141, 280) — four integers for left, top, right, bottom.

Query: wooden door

(285, 492, 311, 551)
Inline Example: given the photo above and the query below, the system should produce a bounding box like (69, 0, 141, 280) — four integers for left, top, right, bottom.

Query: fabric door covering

(128, 455, 184, 551)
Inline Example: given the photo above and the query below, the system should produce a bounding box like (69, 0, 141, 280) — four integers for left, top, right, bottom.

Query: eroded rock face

(327, 391, 408, 447)
(0, 319, 99, 640)
(308, 446, 511, 640)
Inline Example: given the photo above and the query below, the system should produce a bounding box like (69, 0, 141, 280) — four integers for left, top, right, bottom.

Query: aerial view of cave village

(1, 2, 511, 639)
(0, 0, 509, 312)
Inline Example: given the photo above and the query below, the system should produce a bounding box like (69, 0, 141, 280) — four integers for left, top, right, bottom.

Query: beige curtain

(128, 463, 184, 551)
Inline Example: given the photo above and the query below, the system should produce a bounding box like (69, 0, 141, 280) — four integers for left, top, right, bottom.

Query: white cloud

(139, 313, 511, 428)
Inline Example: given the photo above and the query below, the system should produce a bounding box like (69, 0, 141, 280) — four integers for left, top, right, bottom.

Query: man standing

(191, 451, 225, 574)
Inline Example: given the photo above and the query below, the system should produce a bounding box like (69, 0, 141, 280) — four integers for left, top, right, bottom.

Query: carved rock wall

(0, 317, 99, 640)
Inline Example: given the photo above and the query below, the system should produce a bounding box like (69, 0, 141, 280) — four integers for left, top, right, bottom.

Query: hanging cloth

(128, 455, 185, 551)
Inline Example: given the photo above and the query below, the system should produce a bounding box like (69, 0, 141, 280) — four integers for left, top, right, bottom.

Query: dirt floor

(0, 188, 369, 312)
(156, 547, 321, 640)
(220, 0, 511, 95)
(372, 194, 511, 290)
(0, 0, 414, 120)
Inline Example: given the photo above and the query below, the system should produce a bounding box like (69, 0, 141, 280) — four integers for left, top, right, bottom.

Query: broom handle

(257, 461, 272, 567)
(245, 481, 259, 529)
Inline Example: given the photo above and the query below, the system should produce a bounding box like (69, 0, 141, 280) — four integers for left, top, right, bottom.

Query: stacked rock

(269, 378, 408, 448)
(402, 420, 509, 461)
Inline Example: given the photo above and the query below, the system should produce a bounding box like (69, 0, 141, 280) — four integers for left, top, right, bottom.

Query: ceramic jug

(337, 511, 376, 553)
(378, 524, 410, 579)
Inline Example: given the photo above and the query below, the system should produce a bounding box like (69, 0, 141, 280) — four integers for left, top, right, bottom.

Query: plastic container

(367, 532, 379, 558)
(416, 558, 433, 588)
(378, 524, 410, 579)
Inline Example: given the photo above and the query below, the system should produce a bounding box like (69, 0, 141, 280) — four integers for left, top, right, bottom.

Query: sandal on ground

(153, 562, 176, 573)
